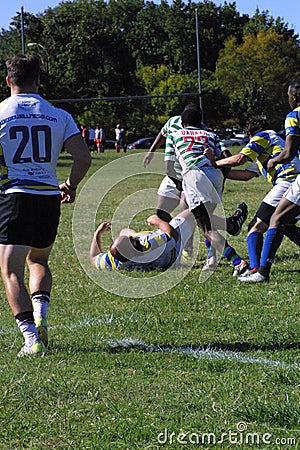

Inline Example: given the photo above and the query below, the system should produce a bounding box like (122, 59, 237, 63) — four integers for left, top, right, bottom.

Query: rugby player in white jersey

(0, 54, 91, 355)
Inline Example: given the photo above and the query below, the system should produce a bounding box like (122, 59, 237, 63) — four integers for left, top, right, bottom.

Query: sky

(0, 0, 299, 36)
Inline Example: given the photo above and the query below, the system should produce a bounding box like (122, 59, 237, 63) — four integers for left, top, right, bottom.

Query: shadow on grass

(105, 339, 300, 354)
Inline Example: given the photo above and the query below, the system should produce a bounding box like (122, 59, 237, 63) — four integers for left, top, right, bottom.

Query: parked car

(221, 137, 249, 147)
(105, 139, 117, 149)
(127, 137, 155, 150)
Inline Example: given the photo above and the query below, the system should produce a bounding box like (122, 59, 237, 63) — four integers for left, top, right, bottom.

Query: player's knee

(247, 215, 257, 232)
(156, 209, 172, 223)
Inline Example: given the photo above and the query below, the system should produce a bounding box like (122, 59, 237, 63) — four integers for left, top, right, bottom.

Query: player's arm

(165, 159, 182, 191)
(215, 153, 249, 168)
(267, 134, 300, 170)
(147, 215, 179, 242)
(60, 134, 91, 203)
(143, 131, 166, 167)
(226, 169, 258, 181)
(89, 222, 111, 266)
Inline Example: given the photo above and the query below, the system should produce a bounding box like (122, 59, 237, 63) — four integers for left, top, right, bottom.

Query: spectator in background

(95, 124, 106, 153)
(115, 124, 126, 152)
(81, 124, 89, 147)
(88, 126, 96, 151)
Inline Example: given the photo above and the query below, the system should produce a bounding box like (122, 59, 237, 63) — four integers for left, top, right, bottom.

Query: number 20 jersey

(0, 93, 80, 194)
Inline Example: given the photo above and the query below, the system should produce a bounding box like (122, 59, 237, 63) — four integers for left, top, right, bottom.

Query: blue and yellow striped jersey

(94, 230, 177, 271)
(240, 130, 299, 185)
(285, 106, 300, 137)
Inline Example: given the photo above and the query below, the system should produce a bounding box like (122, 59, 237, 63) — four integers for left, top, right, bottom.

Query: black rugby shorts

(0, 193, 61, 248)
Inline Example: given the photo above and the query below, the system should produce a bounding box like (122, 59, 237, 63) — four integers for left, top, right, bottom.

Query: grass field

(0, 149, 299, 449)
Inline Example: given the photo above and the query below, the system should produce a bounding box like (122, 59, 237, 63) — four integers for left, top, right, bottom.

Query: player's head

(181, 107, 202, 128)
(288, 79, 300, 109)
(183, 103, 201, 112)
(245, 117, 267, 137)
(109, 235, 141, 262)
(6, 54, 40, 89)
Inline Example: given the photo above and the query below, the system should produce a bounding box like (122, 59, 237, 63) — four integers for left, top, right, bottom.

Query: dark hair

(6, 54, 40, 87)
(289, 79, 300, 101)
(183, 103, 201, 112)
(109, 235, 131, 262)
(181, 107, 202, 128)
(245, 117, 267, 136)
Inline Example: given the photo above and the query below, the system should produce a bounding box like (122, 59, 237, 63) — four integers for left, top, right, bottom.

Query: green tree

(1, 0, 299, 136)
(216, 29, 300, 128)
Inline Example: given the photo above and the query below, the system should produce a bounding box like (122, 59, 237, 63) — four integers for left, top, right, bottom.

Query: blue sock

(260, 228, 284, 272)
(223, 243, 242, 266)
(247, 231, 263, 269)
(205, 239, 216, 259)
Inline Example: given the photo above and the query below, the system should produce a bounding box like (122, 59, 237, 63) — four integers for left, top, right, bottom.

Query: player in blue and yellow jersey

(90, 210, 196, 271)
(0, 54, 91, 355)
(239, 79, 300, 282)
(216, 117, 300, 276)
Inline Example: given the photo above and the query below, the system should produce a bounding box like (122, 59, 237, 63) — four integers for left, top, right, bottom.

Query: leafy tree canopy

(0, 0, 299, 135)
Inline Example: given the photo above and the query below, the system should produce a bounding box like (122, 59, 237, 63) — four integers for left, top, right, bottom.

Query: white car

(221, 137, 249, 147)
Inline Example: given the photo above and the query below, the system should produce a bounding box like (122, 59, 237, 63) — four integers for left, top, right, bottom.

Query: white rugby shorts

(157, 176, 181, 199)
(182, 167, 223, 210)
(283, 174, 300, 206)
(263, 179, 296, 207)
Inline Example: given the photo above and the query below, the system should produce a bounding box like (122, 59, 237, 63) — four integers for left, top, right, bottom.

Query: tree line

(0, 0, 300, 140)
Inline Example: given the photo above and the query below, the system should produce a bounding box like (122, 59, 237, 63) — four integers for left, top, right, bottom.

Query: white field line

(0, 317, 298, 370)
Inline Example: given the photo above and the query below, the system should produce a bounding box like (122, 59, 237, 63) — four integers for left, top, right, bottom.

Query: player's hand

(267, 159, 276, 171)
(97, 222, 111, 233)
(147, 215, 159, 226)
(143, 152, 154, 167)
(59, 182, 76, 203)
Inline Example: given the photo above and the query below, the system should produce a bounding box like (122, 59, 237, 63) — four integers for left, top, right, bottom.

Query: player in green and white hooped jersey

(168, 107, 249, 276)
(143, 106, 234, 266)
(143, 112, 195, 258)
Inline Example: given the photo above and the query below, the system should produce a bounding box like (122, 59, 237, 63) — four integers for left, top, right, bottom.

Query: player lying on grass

(90, 210, 196, 271)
